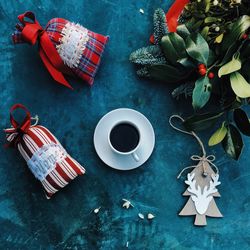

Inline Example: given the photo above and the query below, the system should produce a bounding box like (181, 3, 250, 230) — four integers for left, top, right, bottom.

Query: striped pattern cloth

(13, 17, 109, 85)
(5, 125, 85, 199)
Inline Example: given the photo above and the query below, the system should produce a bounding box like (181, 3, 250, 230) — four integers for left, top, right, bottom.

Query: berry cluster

(198, 64, 214, 79)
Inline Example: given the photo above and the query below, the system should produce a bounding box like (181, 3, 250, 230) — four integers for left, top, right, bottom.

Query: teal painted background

(0, 0, 250, 249)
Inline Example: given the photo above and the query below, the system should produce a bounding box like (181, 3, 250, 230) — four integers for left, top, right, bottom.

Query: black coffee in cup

(110, 123, 140, 153)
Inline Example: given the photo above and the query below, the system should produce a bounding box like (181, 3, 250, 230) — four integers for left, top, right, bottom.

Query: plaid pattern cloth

(12, 17, 109, 85)
(5, 122, 86, 199)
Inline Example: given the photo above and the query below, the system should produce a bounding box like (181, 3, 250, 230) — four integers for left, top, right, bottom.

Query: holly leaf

(183, 112, 223, 131)
(148, 64, 188, 83)
(176, 24, 191, 39)
(222, 124, 243, 160)
(230, 72, 250, 98)
(161, 33, 187, 65)
(192, 76, 211, 109)
(222, 15, 250, 52)
(218, 57, 241, 78)
(208, 122, 227, 146)
(234, 108, 250, 136)
(185, 33, 210, 65)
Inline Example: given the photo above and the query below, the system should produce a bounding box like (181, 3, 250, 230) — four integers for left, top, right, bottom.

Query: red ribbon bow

(14, 12, 73, 89)
(5, 104, 32, 147)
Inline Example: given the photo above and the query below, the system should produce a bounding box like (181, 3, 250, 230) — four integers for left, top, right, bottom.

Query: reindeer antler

(203, 174, 221, 197)
(185, 173, 201, 197)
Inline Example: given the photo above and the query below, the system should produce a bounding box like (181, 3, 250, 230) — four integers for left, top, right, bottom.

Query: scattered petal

(139, 8, 144, 14)
(94, 207, 101, 214)
(147, 213, 155, 220)
(138, 213, 144, 219)
(122, 199, 134, 209)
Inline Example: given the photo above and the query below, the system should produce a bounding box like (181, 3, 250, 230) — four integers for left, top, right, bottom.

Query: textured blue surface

(0, 0, 250, 249)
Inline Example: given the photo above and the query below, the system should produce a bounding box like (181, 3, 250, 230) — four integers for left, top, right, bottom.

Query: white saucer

(93, 108, 155, 170)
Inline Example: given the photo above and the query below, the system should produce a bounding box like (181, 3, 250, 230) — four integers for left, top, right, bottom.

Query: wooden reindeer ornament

(169, 115, 223, 226)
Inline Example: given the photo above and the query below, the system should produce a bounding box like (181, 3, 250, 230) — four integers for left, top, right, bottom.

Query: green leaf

(204, 17, 218, 23)
(201, 26, 209, 40)
(177, 57, 196, 68)
(161, 33, 187, 64)
(192, 76, 211, 109)
(176, 24, 191, 39)
(218, 57, 241, 78)
(185, 33, 209, 65)
(215, 33, 224, 44)
(208, 122, 227, 146)
(241, 60, 250, 82)
(148, 64, 188, 83)
(220, 43, 239, 65)
(230, 72, 250, 98)
(222, 15, 250, 52)
(222, 124, 243, 160)
(240, 41, 250, 59)
(234, 108, 250, 136)
(183, 112, 224, 132)
(205, 0, 210, 13)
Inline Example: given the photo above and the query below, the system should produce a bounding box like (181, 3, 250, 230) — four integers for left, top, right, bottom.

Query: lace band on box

(27, 143, 67, 181)
(57, 22, 89, 68)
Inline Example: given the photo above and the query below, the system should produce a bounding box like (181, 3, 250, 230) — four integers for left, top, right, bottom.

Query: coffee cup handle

(132, 152, 140, 162)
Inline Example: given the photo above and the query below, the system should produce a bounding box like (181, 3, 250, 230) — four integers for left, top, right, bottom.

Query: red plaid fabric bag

(12, 11, 109, 88)
(5, 104, 86, 199)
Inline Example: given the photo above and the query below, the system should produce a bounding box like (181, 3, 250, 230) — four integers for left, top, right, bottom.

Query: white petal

(138, 213, 144, 219)
(94, 207, 101, 214)
(122, 202, 130, 209)
(147, 213, 155, 220)
(122, 199, 134, 208)
(139, 9, 144, 14)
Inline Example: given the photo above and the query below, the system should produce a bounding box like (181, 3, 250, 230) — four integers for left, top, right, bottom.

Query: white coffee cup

(108, 121, 140, 162)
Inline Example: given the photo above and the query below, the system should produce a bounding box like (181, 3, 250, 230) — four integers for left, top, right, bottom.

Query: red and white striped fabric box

(5, 104, 85, 199)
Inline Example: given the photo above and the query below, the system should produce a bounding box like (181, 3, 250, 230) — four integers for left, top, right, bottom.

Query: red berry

(208, 72, 215, 79)
(242, 34, 248, 39)
(199, 68, 206, 76)
(198, 64, 206, 69)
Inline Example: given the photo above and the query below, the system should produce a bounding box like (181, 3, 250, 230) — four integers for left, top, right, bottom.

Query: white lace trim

(56, 22, 89, 68)
(27, 143, 67, 181)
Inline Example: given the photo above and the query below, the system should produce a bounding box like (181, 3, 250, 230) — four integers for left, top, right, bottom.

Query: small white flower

(122, 199, 134, 209)
(139, 8, 144, 14)
(147, 213, 155, 220)
(138, 213, 145, 219)
(213, 0, 218, 5)
(215, 26, 220, 32)
(93, 207, 101, 214)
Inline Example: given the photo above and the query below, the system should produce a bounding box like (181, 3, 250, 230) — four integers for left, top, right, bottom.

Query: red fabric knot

(5, 104, 32, 147)
(13, 11, 73, 89)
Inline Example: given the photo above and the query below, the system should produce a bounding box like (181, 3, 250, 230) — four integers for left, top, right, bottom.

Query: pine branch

(129, 45, 166, 65)
(171, 82, 194, 100)
(153, 8, 168, 45)
(136, 67, 150, 77)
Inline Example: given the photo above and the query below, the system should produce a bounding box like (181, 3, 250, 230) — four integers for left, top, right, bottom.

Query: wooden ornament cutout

(179, 160, 223, 226)
(169, 115, 223, 227)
